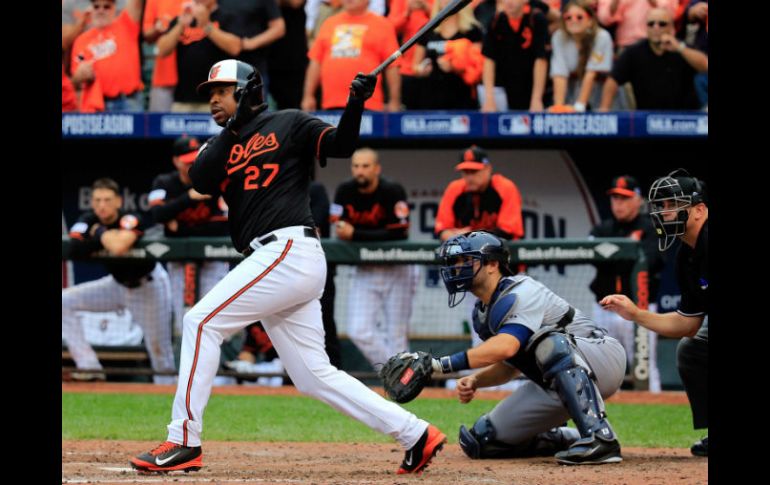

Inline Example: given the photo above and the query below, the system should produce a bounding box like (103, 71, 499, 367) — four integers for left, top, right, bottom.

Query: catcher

(381, 231, 626, 465)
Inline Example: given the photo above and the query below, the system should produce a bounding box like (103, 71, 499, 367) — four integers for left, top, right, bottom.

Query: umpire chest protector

(472, 275, 527, 341)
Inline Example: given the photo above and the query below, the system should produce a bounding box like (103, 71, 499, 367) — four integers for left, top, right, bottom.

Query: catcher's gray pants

(487, 334, 626, 445)
(61, 262, 176, 384)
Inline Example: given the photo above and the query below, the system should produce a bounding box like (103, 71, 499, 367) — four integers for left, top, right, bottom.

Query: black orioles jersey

(331, 177, 410, 241)
(68, 210, 156, 287)
(148, 172, 229, 238)
(589, 214, 663, 303)
(189, 109, 337, 252)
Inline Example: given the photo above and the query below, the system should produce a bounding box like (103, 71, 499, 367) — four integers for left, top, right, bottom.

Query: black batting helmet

(196, 59, 262, 101)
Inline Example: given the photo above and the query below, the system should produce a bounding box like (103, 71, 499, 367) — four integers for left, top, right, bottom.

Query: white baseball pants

(166, 226, 428, 449)
(346, 265, 419, 366)
(61, 262, 176, 384)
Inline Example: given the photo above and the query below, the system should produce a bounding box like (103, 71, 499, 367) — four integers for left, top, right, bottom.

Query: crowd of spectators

(62, 0, 708, 113)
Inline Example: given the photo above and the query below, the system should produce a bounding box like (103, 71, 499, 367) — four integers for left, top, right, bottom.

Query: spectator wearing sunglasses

(548, 0, 615, 111)
(598, 7, 706, 110)
(596, 0, 677, 52)
(70, 0, 145, 112)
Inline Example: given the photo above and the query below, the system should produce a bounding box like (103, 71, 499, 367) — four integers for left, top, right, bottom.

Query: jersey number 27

(244, 164, 279, 190)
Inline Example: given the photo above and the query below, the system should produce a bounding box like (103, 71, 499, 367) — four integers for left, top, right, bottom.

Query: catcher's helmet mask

(437, 231, 513, 307)
(648, 168, 706, 251)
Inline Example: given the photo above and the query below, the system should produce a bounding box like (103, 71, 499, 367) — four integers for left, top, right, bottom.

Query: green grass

(62, 393, 703, 448)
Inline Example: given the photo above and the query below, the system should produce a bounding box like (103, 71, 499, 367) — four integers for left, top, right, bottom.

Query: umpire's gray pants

(488, 335, 626, 444)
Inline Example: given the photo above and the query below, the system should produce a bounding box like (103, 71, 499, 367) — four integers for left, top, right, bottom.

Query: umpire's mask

(648, 169, 707, 251)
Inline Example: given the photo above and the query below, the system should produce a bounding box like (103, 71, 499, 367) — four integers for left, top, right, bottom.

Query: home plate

(100, 467, 134, 472)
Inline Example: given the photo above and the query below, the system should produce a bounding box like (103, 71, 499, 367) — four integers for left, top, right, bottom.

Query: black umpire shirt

(189, 101, 365, 253)
(676, 219, 708, 317)
(68, 210, 156, 287)
(332, 177, 410, 241)
(589, 214, 663, 303)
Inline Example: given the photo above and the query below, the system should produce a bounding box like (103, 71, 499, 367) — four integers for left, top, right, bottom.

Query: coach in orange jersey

(435, 145, 524, 242)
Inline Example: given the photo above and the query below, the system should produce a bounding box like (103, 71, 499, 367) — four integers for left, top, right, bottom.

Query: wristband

(437, 351, 470, 374)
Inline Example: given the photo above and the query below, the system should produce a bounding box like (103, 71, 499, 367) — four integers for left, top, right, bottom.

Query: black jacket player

(331, 148, 417, 367)
(149, 135, 231, 336)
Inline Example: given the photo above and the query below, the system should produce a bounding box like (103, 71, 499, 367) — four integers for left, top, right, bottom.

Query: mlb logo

(696, 116, 708, 135)
(499, 115, 531, 135)
(449, 116, 471, 134)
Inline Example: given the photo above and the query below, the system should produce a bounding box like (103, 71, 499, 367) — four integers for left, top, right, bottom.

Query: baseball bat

(369, 0, 472, 77)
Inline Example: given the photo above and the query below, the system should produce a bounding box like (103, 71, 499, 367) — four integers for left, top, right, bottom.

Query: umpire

(600, 169, 708, 457)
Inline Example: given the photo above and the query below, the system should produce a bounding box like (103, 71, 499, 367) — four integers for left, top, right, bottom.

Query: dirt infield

(63, 384, 706, 484)
(63, 440, 706, 485)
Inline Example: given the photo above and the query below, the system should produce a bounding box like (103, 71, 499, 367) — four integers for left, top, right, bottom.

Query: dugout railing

(61, 236, 651, 389)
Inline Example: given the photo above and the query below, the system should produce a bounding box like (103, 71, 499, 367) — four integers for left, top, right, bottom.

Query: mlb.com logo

(646, 114, 708, 135)
(498, 114, 531, 135)
(401, 115, 471, 135)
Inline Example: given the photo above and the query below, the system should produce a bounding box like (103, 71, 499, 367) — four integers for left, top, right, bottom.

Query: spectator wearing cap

(156, 0, 242, 112)
(435, 146, 524, 242)
(598, 7, 707, 111)
(70, 0, 145, 112)
(148, 135, 230, 336)
(588, 175, 664, 391)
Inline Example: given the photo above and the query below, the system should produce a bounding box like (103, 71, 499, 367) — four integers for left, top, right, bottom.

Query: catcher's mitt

(379, 351, 434, 403)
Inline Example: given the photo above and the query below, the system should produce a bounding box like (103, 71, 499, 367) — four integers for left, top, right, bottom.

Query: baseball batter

(432, 231, 626, 465)
(149, 134, 230, 336)
(63, 177, 176, 384)
(130, 59, 446, 474)
(331, 148, 418, 367)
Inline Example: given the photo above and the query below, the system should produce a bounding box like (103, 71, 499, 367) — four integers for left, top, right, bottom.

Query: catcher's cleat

(555, 434, 622, 465)
(397, 424, 447, 475)
(130, 441, 203, 473)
